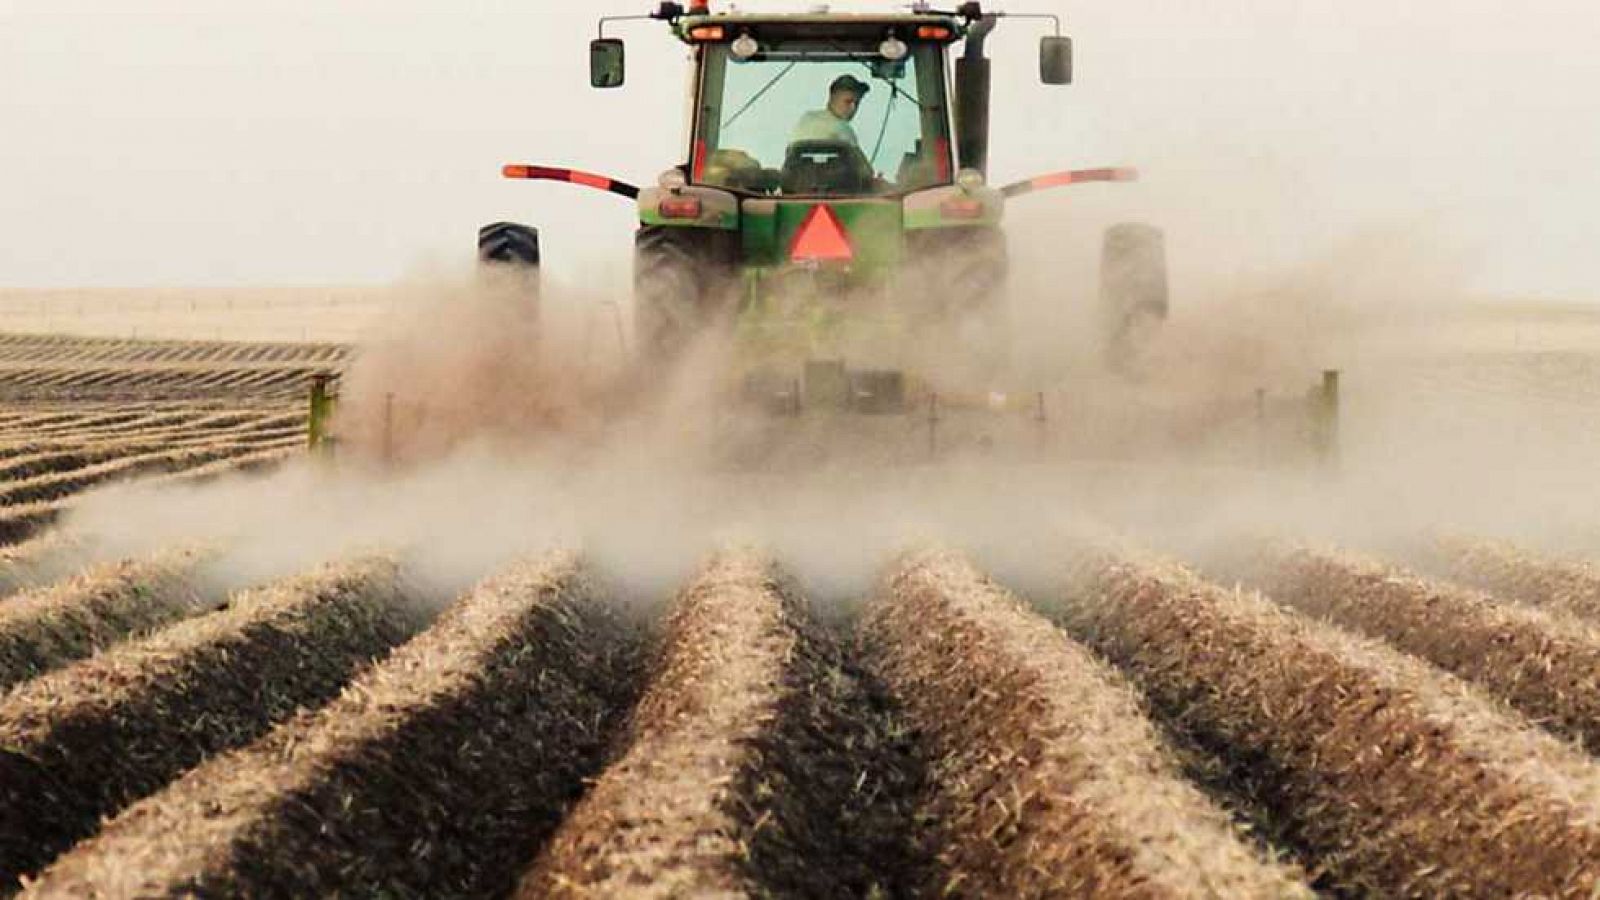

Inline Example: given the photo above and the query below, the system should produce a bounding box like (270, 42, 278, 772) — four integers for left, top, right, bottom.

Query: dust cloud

(41, 217, 1600, 610)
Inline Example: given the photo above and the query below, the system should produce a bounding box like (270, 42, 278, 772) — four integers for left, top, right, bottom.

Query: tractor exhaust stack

(954, 13, 998, 177)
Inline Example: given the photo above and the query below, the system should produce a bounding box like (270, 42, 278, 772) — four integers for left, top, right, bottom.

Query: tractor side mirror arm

(985, 11, 1073, 84)
(592, 4, 691, 89)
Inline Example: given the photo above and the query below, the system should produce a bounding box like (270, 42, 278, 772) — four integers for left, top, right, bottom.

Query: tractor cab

(679, 15, 963, 199)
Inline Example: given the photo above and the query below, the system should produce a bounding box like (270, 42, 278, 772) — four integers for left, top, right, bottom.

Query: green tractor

(485, 2, 1167, 425)
(311, 3, 1337, 465)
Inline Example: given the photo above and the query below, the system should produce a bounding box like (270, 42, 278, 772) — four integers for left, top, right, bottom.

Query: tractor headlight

(658, 168, 688, 192)
(879, 35, 908, 61)
(956, 168, 986, 192)
(731, 32, 760, 60)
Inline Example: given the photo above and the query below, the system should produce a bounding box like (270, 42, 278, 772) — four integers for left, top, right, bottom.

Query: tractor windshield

(693, 40, 953, 197)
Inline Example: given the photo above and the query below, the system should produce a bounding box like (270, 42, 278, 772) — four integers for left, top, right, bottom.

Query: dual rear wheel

(905, 221, 1170, 372)
(633, 225, 739, 363)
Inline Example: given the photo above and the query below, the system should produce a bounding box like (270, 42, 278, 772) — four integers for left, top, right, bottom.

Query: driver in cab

(790, 74, 870, 147)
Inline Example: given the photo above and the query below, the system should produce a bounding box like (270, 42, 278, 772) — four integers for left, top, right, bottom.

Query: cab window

(694, 41, 953, 197)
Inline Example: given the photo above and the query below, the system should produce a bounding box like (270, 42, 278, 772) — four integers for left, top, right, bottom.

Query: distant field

(0, 333, 327, 546)
(0, 287, 390, 344)
(1384, 299, 1600, 355)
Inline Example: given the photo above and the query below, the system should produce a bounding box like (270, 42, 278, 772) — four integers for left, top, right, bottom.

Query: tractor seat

(702, 148, 780, 194)
(781, 140, 873, 196)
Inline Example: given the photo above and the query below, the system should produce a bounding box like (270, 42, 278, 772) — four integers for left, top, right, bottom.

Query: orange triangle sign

(789, 205, 854, 262)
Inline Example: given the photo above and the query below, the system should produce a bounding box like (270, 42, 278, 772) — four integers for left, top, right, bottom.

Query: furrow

(0, 505, 62, 550)
(0, 548, 216, 692)
(134, 443, 302, 493)
(1052, 543, 1600, 898)
(0, 445, 300, 551)
(0, 412, 89, 432)
(0, 410, 212, 451)
(1421, 536, 1600, 623)
(865, 549, 1314, 899)
(0, 556, 427, 890)
(0, 533, 93, 601)
(0, 409, 205, 443)
(518, 550, 914, 899)
(28, 552, 639, 899)
(1234, 543, 1600, 752)
(0, 438, 299, 507)
(0, 420, 302, 483)
(0, 446, 158, 483)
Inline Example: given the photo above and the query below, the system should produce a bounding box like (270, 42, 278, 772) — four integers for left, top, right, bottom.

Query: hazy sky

(2, 1, 1597, 297)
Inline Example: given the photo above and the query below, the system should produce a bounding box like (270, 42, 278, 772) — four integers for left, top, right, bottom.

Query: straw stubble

(517, 550, 918, 899)
(27, 552, 639, 899)
(865, 549, 1314, 899)
(1055, 544, 1600, 898)
(0, 548, 216, 692)
(1423, 535, 1600, 623)
(0, 556, 425, 890)
(1239, 543, 1600, 752)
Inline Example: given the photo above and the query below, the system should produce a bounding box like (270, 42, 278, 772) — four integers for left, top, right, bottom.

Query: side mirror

(590, 38, 625, 88)
(1040, 35, 1073, 85)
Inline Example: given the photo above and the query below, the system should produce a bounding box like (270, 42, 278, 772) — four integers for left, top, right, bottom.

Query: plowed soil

(3, 333, 1600, 897)
(30, 553, 637, 898)
(518, 551, 922, 899)
(1235, 542, 1600, 751)
(0, 557, 425, 887)
(1055, 543, 1600, 898)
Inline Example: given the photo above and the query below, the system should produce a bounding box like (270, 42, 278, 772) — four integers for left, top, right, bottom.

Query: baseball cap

(828, 74, 871, 96)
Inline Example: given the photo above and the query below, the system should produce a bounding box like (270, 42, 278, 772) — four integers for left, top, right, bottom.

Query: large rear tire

(1099, 222, 1168, 368)
(634, 225, 737, 364)
(904, 226, 1010, 375)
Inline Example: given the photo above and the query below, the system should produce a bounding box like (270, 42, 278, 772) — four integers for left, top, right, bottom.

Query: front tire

(904, 226, 1011, 376)
(477, 222, 541, 268)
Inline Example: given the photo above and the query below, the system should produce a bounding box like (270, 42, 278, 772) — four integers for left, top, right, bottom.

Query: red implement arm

(502, 164, 641, 200)
(1000, 167, 1139, 199)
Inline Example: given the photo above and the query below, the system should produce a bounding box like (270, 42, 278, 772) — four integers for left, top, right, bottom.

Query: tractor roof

(676, 12, 966, 44)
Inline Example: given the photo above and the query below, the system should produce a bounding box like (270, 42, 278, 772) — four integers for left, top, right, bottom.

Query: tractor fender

(638, 184, 740, 230)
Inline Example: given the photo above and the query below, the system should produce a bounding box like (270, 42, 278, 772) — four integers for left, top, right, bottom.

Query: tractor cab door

(691, 37, 954, 198)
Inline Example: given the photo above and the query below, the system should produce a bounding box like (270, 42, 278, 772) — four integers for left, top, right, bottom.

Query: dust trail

(43, 220, 1600, 607)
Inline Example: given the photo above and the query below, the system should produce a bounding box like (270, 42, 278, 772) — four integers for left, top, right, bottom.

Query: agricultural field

(0, 332, 344, 403)
(0, 334, 334, 547)
(5, 330, 1600, 898)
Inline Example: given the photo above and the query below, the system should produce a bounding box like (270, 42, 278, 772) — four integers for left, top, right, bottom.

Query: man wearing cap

(790, 74, 871, 147)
